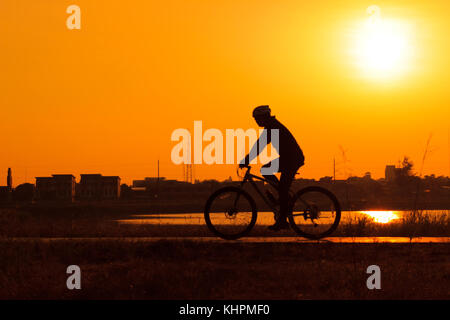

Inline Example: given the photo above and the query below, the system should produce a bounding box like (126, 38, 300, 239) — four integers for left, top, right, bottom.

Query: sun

(353, 5, 412, 79)
(361, 211, 400, 223)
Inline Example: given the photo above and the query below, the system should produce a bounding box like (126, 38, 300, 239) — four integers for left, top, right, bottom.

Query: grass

(339, 211, 450, 237)
(0, 240, 448, 299)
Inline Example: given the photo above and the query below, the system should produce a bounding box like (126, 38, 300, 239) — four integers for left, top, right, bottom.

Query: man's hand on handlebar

(237, 163, 250, 177)
(239, 155, 251, 169)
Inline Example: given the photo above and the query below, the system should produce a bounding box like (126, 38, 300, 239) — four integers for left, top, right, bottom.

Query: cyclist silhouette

(239, 105, 305, 231)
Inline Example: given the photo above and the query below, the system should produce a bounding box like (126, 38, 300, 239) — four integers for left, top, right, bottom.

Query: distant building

(78, 174, 121, 200)
(35, 175, 76, 202)
(132, 180, 146, 188)
(7, 168, 12, 189)
(385, 165, 396, 182)
(131, 177, 191, 197)
(132, 177, 165, 190)
(319, 176, 333, 183)
(0, 168, 13, 202)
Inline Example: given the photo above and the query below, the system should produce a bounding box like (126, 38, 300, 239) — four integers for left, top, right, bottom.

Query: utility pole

(333, 158, 336, 181)
(156, 160, 160, 197)
(186, 164, 193, 183)
(448, 127, 450, 177)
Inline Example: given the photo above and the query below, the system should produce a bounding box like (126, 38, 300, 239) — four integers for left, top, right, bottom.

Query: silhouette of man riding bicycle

(204, 105, 341, 240)
(239, 105, 305, 231)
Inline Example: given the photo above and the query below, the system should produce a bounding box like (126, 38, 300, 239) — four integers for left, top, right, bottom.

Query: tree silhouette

(399, 156, 414, 177)
(394, 156, 420, 196)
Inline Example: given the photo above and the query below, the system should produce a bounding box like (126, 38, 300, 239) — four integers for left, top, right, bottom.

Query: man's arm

(239, 129, 269, 166)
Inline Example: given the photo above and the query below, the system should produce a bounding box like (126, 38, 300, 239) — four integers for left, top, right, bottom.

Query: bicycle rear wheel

(288, 186, 341, 239)
(204, 187, 257, 240)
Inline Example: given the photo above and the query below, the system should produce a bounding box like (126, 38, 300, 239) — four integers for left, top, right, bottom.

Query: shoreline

(3, 201, 449, 215)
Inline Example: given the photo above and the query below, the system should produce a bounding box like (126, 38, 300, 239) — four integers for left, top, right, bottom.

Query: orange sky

(0, 1, 449, 185)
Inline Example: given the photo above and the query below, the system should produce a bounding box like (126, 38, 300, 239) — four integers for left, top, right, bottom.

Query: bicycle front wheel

(204, 187, 257, 240)
(288, 186, 341, 239)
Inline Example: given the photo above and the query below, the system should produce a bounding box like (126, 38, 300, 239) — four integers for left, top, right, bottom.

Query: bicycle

(204, 165, 341, 240)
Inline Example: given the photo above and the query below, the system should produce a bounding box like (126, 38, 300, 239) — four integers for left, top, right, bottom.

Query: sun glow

(353, 5, 413, 79)
(362, 211, 400, 223)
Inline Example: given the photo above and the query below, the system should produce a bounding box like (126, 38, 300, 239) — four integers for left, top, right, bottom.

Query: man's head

(252, 105, 272, 127)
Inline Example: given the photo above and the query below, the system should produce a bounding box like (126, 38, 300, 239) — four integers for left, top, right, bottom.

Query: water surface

(116, 210, 449, 225)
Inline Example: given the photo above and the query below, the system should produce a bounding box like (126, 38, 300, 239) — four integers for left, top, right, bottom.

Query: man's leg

(266, 169, 293, 230)
(278, 169, 296, 222)
(268, 161, 302, 230)
(261, 159, 286, 229)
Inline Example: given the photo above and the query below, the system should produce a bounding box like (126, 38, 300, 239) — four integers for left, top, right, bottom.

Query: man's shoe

(268, 220, 290, 231)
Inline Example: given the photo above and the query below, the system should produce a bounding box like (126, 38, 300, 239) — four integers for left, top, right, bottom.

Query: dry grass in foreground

(0, 240, 448, 299)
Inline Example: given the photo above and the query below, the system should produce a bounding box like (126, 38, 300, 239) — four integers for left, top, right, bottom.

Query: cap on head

(252, 105, 271, 118)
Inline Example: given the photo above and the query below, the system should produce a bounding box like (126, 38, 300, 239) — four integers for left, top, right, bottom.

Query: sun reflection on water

(361, 211, 400, 223)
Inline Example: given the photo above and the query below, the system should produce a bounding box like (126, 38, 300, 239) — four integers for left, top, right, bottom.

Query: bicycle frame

(234, 166, 280, 214)
(204, 166, 342, 240)
(234, 166, 312, 219)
